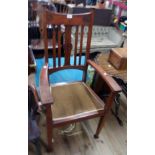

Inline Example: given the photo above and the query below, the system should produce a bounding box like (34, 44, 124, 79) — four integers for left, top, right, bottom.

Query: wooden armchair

(39, 10, 121, 151)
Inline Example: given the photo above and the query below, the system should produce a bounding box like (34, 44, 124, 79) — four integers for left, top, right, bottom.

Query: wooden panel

(108, 48, 127, 70)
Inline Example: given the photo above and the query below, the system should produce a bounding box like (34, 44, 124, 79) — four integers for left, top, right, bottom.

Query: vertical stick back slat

(74, 26, 79, 65)
(42, 11, 48, 64)
(41, 10, 94, 72)
(85, 13, 94, 64)
(79, 25, 84, 65)
(58, 25, 61, 67)
(64, 25, 72, 66)
(52, 25, 56, 68)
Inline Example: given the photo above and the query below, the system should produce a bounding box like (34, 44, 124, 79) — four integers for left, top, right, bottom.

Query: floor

(29, 93, 127, 155)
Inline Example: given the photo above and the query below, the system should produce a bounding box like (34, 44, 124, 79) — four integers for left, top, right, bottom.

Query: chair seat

(51, 82, 105, 124)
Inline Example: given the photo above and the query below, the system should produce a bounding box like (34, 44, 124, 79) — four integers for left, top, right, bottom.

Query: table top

(95, 51, 127, 82)
(31, 39, 58, 50)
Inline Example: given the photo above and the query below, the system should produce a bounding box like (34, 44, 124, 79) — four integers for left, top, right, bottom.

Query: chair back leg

(94, 91, 118, 138)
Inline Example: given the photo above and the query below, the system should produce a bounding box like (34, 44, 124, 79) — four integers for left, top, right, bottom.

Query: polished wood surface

(39, 11, 122, 151)
(40, 11, 94, 67)
(95, 52, 127, 82)
(40, 64, 53, 105)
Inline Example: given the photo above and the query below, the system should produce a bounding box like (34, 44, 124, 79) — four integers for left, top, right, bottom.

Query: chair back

(73, 0, 86, 7)
(41, 11, 94, 76)
(54, 2, 69, 13)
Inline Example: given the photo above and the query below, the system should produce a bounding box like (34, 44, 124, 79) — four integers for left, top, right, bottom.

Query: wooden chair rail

(52, 112, 104, 127)
(39, 60, 121, 106)
(45, 11, 93, 25)
(48, 65, 86, 74)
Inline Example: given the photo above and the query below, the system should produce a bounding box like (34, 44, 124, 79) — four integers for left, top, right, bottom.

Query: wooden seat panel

(51, 82, 105, 122)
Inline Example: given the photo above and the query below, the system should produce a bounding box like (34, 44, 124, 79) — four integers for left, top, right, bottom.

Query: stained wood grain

(39, 11, 123, 152)
(95, 52, 127, 82)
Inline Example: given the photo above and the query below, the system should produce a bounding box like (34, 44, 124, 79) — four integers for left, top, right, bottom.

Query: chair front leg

(45, 105, 53, 152)
(94, 115, 105, 139)
(94, 92, 117, 138)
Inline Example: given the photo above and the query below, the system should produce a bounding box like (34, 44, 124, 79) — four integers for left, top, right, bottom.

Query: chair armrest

(87, 60, 122, 93)
(40, 64, 53, 105)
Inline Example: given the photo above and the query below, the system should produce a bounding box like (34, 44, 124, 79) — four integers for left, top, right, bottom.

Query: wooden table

(95, 51, 127, 82)
(94, 48, 127, 126)
(31, 39, 57, 50)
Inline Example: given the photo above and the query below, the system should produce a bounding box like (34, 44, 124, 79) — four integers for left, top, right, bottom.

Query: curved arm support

(40, 64, 53, 105)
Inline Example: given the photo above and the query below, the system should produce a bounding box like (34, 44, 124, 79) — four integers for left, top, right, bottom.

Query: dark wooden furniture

(29, 2, 67, 53)
(108, 48, 127, 70)
(94, 50, 127, 125)
(95, 51, 127, 82)
(39, 11, 121, 151)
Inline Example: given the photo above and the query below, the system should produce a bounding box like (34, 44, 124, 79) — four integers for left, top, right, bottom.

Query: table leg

(111, 93, 123, 126)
